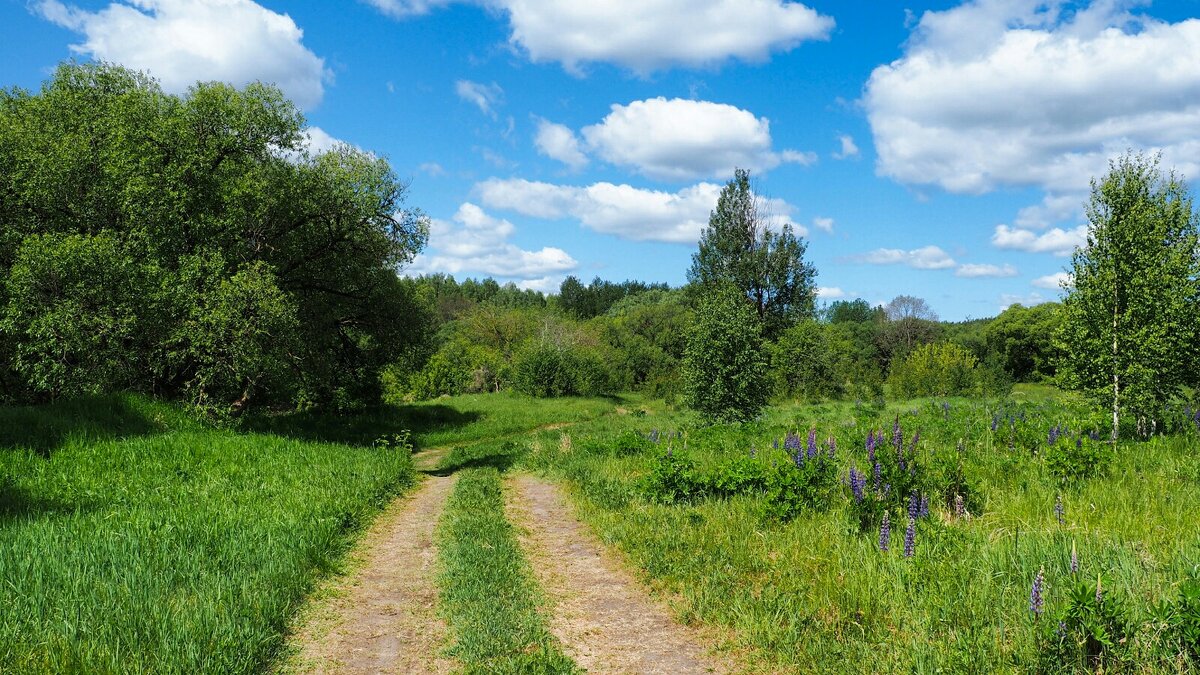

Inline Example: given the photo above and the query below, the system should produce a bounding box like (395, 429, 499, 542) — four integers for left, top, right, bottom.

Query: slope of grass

(525, 394, 1200, 672)
(437, 455, 577, 674)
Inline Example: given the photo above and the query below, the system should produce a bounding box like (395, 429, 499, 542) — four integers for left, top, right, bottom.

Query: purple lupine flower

(773, 438, 779, 450)
(956, 439, 965, 454)
(910, 430, 920, 452)
(648, 429, 660, 443)
(1056, 621, 1067, 641)
(904, 516, 916, 557)
(991, 415, 999, 432)
(1030, 569, 1045, 618)
(827, 436, 837, 459)
(954, 494, 965, 518)
(848, 467, 865, 503)
(942, 401, 951, 419)
(806, 429, 818, 460)
(1054, 494, 1064, 525)
(879, 511, 891, 552)
(892, 417, 903, 452)
(783, 432, 801, 452)
(908, 492, 920, 520)
(873, 461, 882, 492)
(866, 431, 877, 463)
(1070, 542, 1078, 574)
(882, 483, 891, 498)
(1048, 424, 1060, 446)
(919, 495, 929, 519)
(1076, 437, 1083, 451)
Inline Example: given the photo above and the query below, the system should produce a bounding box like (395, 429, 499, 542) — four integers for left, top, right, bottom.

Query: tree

(984, 303, 1063, 382)
(687, 169, 817, 339)
(1060, 153, 1200, 439)
(681, 284, 770, 422)
(769, 320, 839, 400)
(826, 299, 882, 324)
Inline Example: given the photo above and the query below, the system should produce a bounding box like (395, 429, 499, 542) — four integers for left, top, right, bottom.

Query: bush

(682, 284, 769, 422)
(888, 342, 981, 398)
(511, 343, 612, 398)
(1042, 575, 1131, 670)
(769, 320, 841, 400)
(1044, 435, 1112, 483)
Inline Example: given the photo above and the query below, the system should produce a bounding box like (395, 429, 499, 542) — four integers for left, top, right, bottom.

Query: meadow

(0, 392, 615, 673)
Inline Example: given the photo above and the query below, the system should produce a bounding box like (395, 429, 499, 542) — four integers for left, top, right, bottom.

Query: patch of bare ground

(506, 474, 739, 675)
(282, 474, 459, 675)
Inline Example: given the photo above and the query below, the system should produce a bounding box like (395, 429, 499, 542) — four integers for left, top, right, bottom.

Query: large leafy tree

(681, 283, 770, 422)
(0, 62, 431, 411)
(1060, 153, 1200, 438)
(687, 169, 817, 339)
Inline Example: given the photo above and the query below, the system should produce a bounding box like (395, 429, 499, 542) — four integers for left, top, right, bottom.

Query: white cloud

(455, 80, 503, 117)
(991, 224, 1086, 256)
(533, 119, 588, 170)
(999, 291, 1049, 310)
(817, 286, 846, 299)
(501, 0, 833, 74)
(812, 216, 834, 234)
(577, 97, 814, 181)
(852, 245, 957, 270)
(301, 126, 344, 155)
(419, 162, 447, 177)
(362, 0, 452, 17)
(36, 0, 329, 110)
(516, 276, 564, 293)
(1032, 271, 1073, 289)
(955, 263, 1018, 278)
(865, 1, 1200, 201)
(833, 134, 859, 160)
(477, 177, 808, 243)
(405, 203, 577, 280)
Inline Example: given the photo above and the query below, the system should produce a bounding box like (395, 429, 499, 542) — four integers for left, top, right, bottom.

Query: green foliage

(641, 451, 702, 505)
(888, 342, 982, 398)
(1060, 152, 1200, 437)
(769, 319, 840, 400)
(0, 62, 431, 412)
(760, 456, 838, 522)
(1044, 436, 1112, 484)
(985, 303, 1064, 382)
(512, 342, 612, 399)
(1159, 576, 1200, 663)
(688, 168, 817, 338)
(682, 284, 770, 422)
(557, 275, 668, 319)
(1042, 575, 1131, 670)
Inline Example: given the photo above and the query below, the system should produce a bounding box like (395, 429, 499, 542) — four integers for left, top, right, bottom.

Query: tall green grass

(436, 459, 578, 674)
(525, 394, 1200, 672)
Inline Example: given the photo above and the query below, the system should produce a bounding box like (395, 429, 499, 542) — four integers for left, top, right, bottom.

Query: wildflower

(892, 417, 903, 452)
(1056, 621, 1067, 641)
(954, 493, 965, 518)
(873, 461, 882, 492)
(942, 401, 951, 419)
(991, 415, 999, 432)
(783, 432, 801, 452)
(908, 492, 920, 520)
(1070, 541, 1078, 574)
(806, 429, 818, 460)
(1030, 569, 1045, 618)
(904, 516, 916, 557)
(866, 431, 877, 463)
(827, 436, 837, 459)
(919, 495, 929, 519)
(773, 438, 779, 450)
(910, 430, 920, 452)
(848, 467, 865, 503)
(1054, 495, 1064, 525)
(879, 511, 891, 552)
(649, 429, 660, 443)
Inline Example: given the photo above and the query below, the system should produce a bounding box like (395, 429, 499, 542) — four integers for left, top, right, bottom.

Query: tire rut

(506, 474, 735, 675)
(284, 474, 459, 674)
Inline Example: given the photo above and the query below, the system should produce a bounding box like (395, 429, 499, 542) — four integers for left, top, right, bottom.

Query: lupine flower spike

(879, 511, 891, 552)
(904, 516, 916, 558)
(1030, 569, 1045, 618)
(1070, 541, 1078, 574)
(1054, 494, 1065, 525)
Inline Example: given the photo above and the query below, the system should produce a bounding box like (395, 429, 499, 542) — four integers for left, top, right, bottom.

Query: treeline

(0, 63, 432, 414)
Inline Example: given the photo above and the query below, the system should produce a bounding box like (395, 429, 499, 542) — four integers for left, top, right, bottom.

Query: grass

(524, 392, 1200, 673)
(436, 453, 577, 674)
(0, 391, 616, 673)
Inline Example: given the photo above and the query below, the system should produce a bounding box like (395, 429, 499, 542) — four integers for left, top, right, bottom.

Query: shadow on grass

(0, 478, 95, 524)
(0, 394, 162, 457)
(424, 440, 521, 477)
(243, 404, 482, 449)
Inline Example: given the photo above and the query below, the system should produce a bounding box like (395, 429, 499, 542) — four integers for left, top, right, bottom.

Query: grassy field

(523, 389, 1200, 672)
(0, 392, 616, 673)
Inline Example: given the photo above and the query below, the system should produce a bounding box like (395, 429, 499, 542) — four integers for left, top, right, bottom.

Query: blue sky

(4, 0, 1200, 320)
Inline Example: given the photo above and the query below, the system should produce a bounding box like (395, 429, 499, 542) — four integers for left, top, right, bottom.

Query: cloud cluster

(991, 224, 1087, 256)
(955, 263, 1018, 278)
(476, 177, 807, 244)
(865, 0, 1200, 202)
(538, 98, 814, 181)
(406, 203, 577, 281)
(36, 0, 329, 109)
(1032, 271, 1073, 290)
(456, 80, 504, 117)
(853, 245, 958, 270)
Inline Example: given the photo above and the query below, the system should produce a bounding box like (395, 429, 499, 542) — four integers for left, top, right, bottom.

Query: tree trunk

(1111, 288, 1119, 444)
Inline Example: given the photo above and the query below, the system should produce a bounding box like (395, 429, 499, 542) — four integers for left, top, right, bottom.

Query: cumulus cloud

(812, 217, 834, 234)
(1032, 271, 1073, 289)
(817, 286, 846, 299)
(405, 203, 577, 280)
(955, 263, 1018, 278)
(1000, 291, 1049, 310)
(476, 177, 807, 243)
(850, 245, 957, 270)
(833, 134, 859, 160)
(533, 119, 588, 170)
(865, 0, 1200, 204)
(547, 97, 813, 181)
(456, 80, 503, 117)
(992, 224, 1087, 256)
(35, 0, 329, 109)
(365, 1, 831, 73)
(301, 127, 345, 155)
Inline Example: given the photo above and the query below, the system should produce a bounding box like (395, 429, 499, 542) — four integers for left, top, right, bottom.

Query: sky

(3, 0, 1200, 320)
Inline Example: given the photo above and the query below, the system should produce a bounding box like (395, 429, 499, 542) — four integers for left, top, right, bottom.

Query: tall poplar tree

(1060, 153, 1200, 439)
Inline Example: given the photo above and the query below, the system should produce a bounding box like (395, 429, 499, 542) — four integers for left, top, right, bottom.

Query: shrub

(1044, 435, 1112, 483)
(681, 284, 769, 423)
(511, 343, 613, 398)
(641, 451, 701, 505)
(769, 319, 841, 400)
(888, 342, 981, 398)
